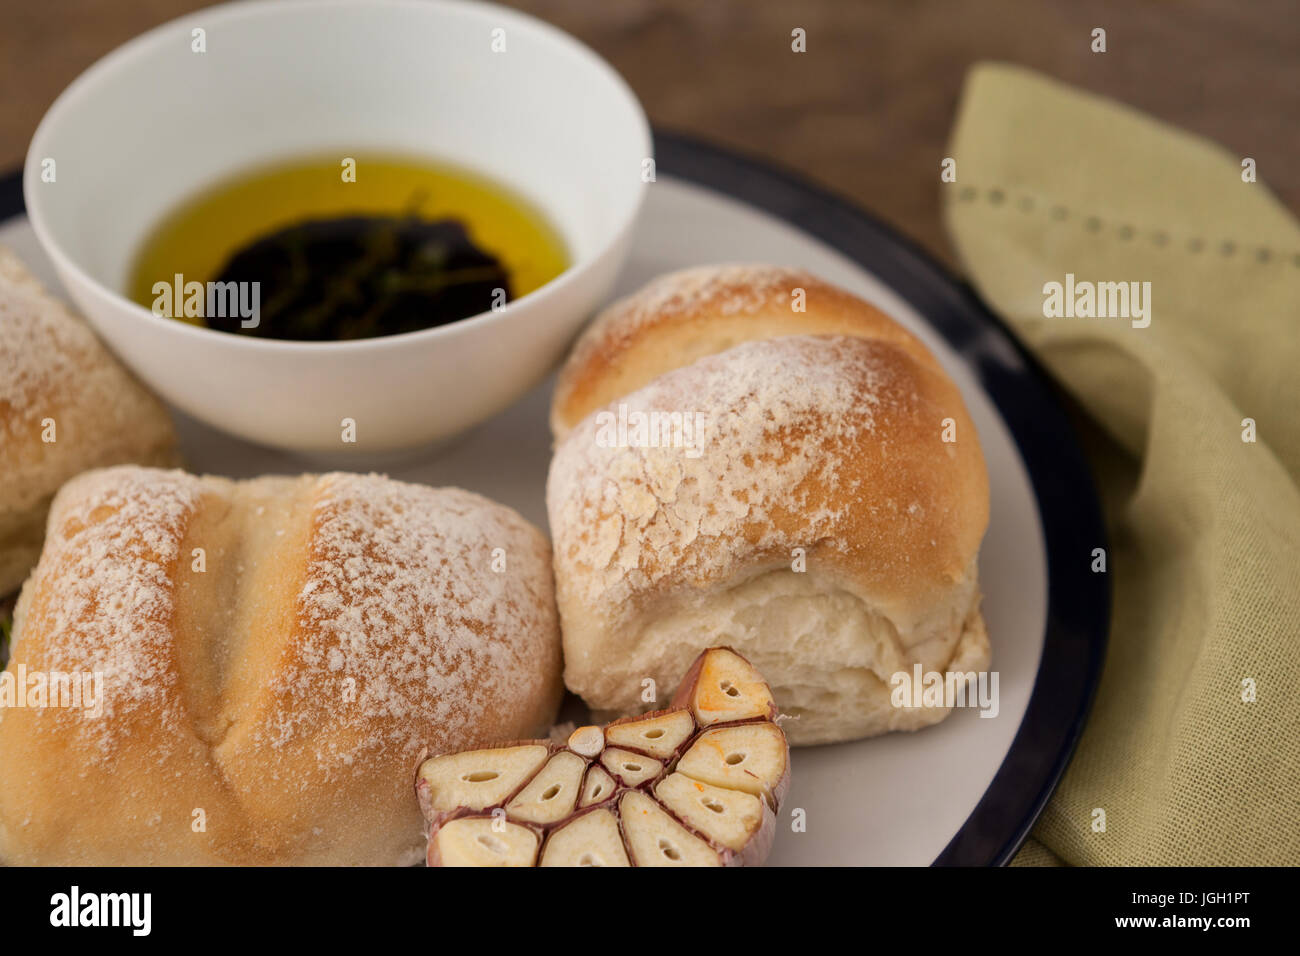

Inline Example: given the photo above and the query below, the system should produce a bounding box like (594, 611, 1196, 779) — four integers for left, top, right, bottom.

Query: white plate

(0, 155, 1070, 866)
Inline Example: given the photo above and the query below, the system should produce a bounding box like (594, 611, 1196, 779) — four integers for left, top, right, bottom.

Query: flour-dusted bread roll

(547, 266, 989, 746)
(550, 264, 941, 439)
(0, 466, 562, 865)
(0, 249, 177, 596)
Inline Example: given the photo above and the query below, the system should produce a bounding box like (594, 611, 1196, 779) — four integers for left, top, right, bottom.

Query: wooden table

(3, 0, 1296, 266)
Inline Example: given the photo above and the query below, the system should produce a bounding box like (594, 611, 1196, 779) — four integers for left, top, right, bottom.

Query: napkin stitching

(952, 184, 1300, 267)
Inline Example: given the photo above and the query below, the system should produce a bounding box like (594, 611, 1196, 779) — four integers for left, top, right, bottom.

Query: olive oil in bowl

(127, 154, 569, 341)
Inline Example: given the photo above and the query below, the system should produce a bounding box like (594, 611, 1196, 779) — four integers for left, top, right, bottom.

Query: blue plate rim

(0, 133, 1109, 866)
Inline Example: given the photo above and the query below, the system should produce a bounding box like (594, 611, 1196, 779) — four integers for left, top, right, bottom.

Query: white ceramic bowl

(24, 0, 649, 453)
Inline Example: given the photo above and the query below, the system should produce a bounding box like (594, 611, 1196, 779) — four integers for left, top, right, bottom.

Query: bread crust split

(0, 466, 563, 865)
(547, 265, 991, 746)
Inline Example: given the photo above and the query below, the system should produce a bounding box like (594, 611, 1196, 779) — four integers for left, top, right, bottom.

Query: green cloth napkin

(943, 63, 1300, 866)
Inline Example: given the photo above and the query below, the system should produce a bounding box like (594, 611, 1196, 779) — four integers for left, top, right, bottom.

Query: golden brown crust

(0, 466, 562, 865)
(0, 248, 178, 595)
(550, 263, 940, 438)
(546, 265, 991, 746)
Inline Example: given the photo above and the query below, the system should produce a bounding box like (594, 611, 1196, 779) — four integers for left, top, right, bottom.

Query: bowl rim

(22, 0, 652, 354)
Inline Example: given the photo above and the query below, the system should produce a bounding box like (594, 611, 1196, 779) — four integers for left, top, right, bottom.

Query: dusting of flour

(548, 334, 917, 628)
(9, 467, 556, 777)
(257, 474, 556, 771)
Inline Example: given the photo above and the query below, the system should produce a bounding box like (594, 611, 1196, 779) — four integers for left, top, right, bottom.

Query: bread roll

(0, 249, 177, 596)
(550, 264, 940, 439)
(0, 466, 562, 865)
(547, 266, 989, 745)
